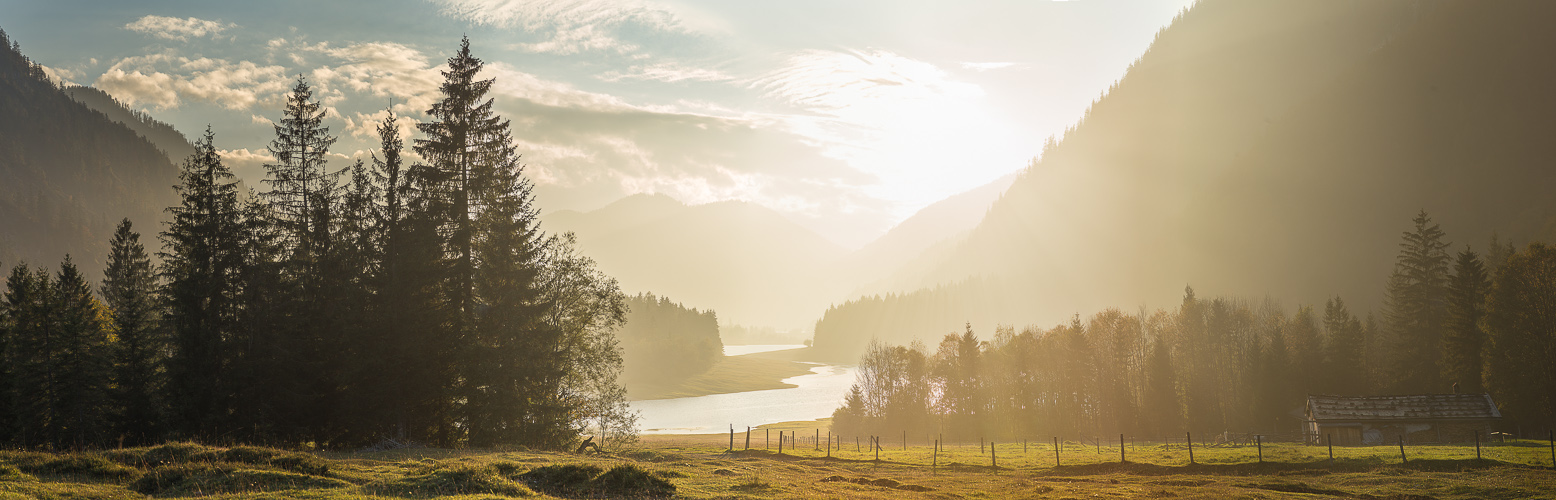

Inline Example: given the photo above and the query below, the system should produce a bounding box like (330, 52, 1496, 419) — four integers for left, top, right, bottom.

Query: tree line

(833, 212, 1556, 440)
(617, 293, 722, 393)
(0, 38, 636, 451)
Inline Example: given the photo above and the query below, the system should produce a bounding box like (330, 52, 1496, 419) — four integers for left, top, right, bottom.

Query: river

(629, 345, 858, 434)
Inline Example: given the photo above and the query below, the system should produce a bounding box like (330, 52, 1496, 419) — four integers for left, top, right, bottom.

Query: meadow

(2, 432, 1553, 499)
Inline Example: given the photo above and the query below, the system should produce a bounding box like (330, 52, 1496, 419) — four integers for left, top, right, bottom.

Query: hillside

(64, 85, 195, 165)
(0, 28, 180, 278)
(542, 194, 849, 329)
(815, 0, 1556, 356)
(841, 173, 1017, 296)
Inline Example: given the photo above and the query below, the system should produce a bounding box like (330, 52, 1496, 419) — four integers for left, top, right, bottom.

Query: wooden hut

(1304, 394, 1500, 445)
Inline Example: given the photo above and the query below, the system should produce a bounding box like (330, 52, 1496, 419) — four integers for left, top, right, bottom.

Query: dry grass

(0, 434, 1552, 499)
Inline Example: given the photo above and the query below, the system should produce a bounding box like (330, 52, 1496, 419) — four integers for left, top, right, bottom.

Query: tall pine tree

(1442, 247, 1490, 393)
(1382, 211, 1451, 393)
(101, 219, 165, 444)
(51, 257, 114, 448)
(161, 128, 247, 439)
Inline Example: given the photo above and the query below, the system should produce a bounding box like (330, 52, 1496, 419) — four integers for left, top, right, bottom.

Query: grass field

(2, 432, 1553, 499)
(3, 429, 1556, 495)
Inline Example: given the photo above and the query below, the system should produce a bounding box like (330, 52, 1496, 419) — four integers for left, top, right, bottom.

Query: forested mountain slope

(0, 28, 180, 278)
(815, 0, 1556, 356)
(64, 85, 195, 165)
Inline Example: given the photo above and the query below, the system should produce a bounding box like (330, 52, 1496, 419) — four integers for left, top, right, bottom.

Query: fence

(720, 425, 1556, 471)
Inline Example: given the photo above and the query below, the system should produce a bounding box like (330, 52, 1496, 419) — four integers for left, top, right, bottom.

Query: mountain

(0, 28, 181, 278)
(814, 0, 1556, 357)
(64, 85, 195, 165)
(542, 194, 848, 329)
(839, 172, 1017, 295)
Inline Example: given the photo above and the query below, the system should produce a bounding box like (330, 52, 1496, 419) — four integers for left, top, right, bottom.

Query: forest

(0, 37, 638, 451)
(617, 293, 722, 393)
(833, 213, 1556, 441)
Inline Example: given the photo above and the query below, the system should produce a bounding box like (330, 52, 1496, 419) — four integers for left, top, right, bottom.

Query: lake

(630, 345, 857, 434)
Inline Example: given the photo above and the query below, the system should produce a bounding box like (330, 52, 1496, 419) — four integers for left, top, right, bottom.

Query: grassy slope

(629, 349, 821, 401)
(4, 437, 1554, 499)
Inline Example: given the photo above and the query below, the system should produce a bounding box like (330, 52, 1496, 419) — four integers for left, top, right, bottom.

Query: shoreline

(627, 347, 827, 401)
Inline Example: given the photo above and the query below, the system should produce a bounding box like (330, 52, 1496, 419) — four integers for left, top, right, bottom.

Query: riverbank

(628, 348, 823, 401)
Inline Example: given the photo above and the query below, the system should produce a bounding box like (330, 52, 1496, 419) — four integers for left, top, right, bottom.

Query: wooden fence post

(766, 428, 770, 449)
(1053, 436, 1060, 467)
(1474, 430, 1480, 460)
(1120, 433, 1126, 463)
(827, 433, 832, 458)
(746, 426, 751, 450)
(1398, 436, 1407, 464)
(778, 431, 783, 455)
(991, 441, 997, 469)
(1186, 432, 1195, 465)
(903, 430, 907, 450)
(1327, 433, 1333, 462)
(856, 436, 860, 453)
(729, 425, 734, 452)
(933, 439, 938, 474)
(1256, 435, 1263, 463)
(874, 436, 880, 462)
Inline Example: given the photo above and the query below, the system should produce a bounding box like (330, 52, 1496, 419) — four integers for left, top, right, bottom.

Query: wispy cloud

(94, 52, 289, 110)
(961, 61, 1020, 72)
(430, 0, 691, 54)
(597, 63, 734, 83)
(124, 15, 237, 42)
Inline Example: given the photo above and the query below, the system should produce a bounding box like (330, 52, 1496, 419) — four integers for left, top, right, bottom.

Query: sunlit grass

(0, 435, 1551, 499)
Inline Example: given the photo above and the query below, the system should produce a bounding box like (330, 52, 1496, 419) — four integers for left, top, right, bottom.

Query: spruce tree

(264, 76, 339, 261)
(0, 262, 10, 445)
(101, 219, 165, 444)
(415, 36, 502, 340)
(1382, 211, 1451, 393)
(1442, 247, 1490, 393)
(161, 127, 247, 439)
(51, 257, 114, 448)
(1320, 297, 1365, 395)
(3, 264, 50, 447)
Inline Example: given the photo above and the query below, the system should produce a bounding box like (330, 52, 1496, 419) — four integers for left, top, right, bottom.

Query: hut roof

(1306, 394, 1501, 421)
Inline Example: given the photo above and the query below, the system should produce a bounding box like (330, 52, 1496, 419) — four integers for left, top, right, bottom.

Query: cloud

(124, 15, 237, 42)
(94, 52, 290, 110)
(597, 63, 733, 83)
(37, 64, 81, 86)
(218, 148, 275, 184)
(431, 0, 691, 54)
(961, 61, 1019, 71)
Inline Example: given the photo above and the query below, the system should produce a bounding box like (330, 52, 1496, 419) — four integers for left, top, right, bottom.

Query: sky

(0, 0, 1192, 248)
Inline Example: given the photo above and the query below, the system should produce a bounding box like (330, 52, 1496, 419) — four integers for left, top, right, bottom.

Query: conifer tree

(264, 76, 339, 261)
(1443, 247, 1490, 393)
(1382, 211, 1451, 393)
(0, 262, 11, 445)
(101, 219, 164, 444)
(50, 257, 114, 448)
(161, 128, 247, 438)
(1320, 297, 1365, 394)
(1142, 332, 1181, 436)
(415, 36, 503, 338)
(3, 264, 51, 447)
